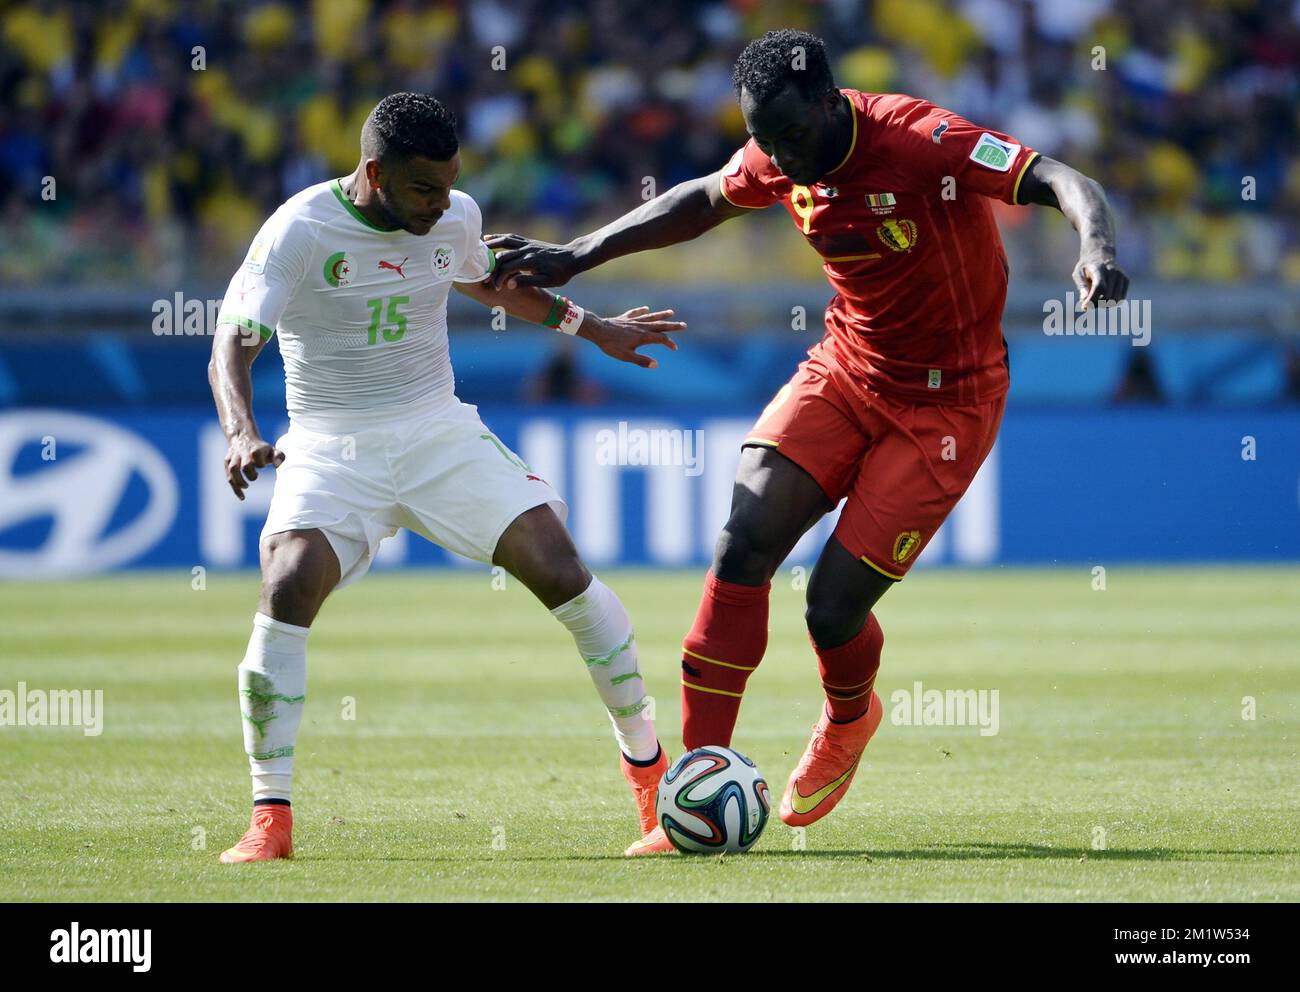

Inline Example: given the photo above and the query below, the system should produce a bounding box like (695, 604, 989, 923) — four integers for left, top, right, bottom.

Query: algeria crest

(431, 246, 453, 277)
(323, 251, 352, 287)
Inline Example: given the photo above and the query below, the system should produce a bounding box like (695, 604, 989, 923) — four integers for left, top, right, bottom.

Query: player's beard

(373, 187, 414, 233)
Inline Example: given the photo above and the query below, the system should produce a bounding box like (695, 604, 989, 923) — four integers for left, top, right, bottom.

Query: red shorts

(745, 343, 1005, 580)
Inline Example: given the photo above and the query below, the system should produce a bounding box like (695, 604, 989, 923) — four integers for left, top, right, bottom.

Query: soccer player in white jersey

(208, 93, 684, 862)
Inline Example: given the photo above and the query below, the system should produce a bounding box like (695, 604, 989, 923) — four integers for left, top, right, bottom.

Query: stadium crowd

(1, 0, 1297, 288)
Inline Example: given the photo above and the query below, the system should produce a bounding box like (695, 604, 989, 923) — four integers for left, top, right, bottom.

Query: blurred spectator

(0, 0, 1295, 288)
(527, 337, 609, 404)
(1284, 342, 1300, 403)
(1113, 348, 1165, 404)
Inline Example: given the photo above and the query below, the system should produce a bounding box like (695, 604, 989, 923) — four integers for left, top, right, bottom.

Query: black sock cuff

(825, 701, 869, 725)
(253, 797, 291, 807)
(623, 743, 663, 767)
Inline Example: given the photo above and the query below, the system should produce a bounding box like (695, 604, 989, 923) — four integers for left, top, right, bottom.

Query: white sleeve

(216, 209, 314, 340)
(452, 193, 496, 283)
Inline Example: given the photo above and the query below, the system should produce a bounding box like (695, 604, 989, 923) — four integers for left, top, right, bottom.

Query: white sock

(238, 612, 309, 802)
(550, 577, 660, 761)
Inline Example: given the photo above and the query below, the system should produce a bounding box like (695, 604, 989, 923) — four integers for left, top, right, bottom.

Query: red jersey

(720, 89, 1039, 405)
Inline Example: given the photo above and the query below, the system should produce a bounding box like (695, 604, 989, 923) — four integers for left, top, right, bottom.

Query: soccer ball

(656, 745, 770, 854)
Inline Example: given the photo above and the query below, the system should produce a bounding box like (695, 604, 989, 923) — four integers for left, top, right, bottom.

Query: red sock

(680, 571, 770, 750)
(814, 612, 884, 722)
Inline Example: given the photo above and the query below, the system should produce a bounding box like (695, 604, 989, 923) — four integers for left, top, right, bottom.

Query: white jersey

(216, 179, 495, 432)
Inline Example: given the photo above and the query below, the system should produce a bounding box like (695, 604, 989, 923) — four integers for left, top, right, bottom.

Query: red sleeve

(718, 140, 779, 209)
(879, 96, 1039, 205)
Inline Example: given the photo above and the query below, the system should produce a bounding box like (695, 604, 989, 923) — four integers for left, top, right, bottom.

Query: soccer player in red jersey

(490, 30, 1130, 854)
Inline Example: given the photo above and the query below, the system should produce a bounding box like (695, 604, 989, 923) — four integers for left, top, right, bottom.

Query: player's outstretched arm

(1017, 156, 1131, 308)
(486, 170, 751, 290)
(454, 279, 686, 369)
(208, 325, 283, 500)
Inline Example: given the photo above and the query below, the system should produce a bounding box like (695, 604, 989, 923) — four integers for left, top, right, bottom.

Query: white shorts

(261, 401, 566, 587)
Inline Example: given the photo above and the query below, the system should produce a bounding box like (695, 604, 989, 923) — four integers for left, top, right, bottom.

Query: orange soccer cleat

(779, 691, 884, 827)
(620, 748, 676, 856)
(218, 804, 294, 864)
(624, 826, 676, 856)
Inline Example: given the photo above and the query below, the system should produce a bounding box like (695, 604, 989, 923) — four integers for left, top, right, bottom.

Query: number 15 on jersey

(366, 295, 409, 345)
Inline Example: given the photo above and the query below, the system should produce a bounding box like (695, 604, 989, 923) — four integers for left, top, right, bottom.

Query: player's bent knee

(494, 506, 591, 608)
(545, 556, 593, 607)
(258, 530, 338, 624)
(518, 541, 591, 606)
(261, 529, 334, 578)
(713, 517, 786, 584)
(804, 597, 872, 650)
(495, 505, 571, 569)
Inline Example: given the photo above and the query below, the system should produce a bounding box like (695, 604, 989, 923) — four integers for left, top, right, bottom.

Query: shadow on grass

(746, 842, 1298, 862)
(280, 841, 1297, 865)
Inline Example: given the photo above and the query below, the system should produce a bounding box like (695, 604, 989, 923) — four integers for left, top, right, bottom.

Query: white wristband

(557, 300, 585, 335)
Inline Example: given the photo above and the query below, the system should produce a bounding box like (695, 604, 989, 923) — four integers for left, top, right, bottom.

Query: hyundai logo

(0, 411, 179, 577)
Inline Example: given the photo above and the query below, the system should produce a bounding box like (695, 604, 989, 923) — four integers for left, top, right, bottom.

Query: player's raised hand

(224, 433, 284, 500)
(582, 306, 685, 369)
(485, 233, 582, 290)
(1074, 255, 1130, 309)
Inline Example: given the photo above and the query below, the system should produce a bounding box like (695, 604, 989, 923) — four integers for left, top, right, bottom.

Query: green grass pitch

(1, 566, 1296, 902)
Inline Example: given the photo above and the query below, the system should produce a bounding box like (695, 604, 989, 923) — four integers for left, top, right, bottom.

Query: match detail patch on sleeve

(723, 146, 745, 177)
(969, 133, 1021, 172)
(243, 235, 268, 274)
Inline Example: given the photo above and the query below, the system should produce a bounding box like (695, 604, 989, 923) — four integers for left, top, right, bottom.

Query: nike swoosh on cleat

(789, 761, 858, 815)
(625, 836, 674, 855)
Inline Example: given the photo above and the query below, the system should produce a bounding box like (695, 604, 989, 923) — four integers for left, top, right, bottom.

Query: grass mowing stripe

(0, 567, 1296, 902)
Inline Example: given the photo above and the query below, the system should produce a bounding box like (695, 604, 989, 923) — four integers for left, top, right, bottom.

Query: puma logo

(931, 121, 949, 143)
(378, 257, 408, 278)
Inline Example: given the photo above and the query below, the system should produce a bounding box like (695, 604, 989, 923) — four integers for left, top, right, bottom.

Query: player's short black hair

(361, 92, 459, 164)
(732, 29, 836, 106)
